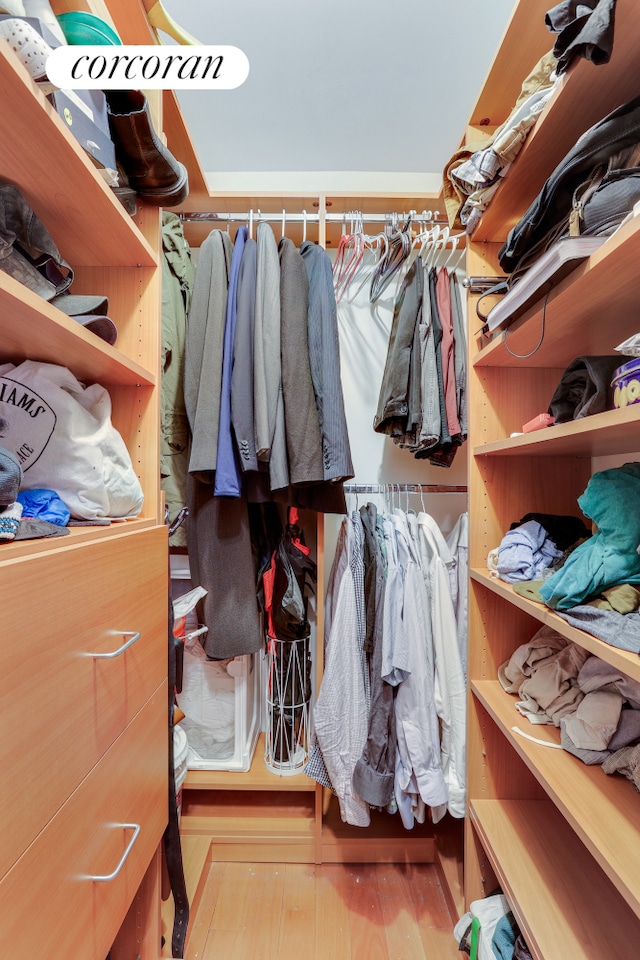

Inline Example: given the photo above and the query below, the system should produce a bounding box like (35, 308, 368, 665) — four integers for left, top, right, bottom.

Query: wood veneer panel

(476, 403, 640, 457)
(0, 689, 167, 960)
(183, 735, 315, 792)
(467, 0, 554, 130)
(0, 272, 155, 387)
(0, 526, 167, 879)
(471, 798, 640, 959)
(474, 679, 640, 916)
(470, 568, 640, 684)
(474, 214, 640, 368)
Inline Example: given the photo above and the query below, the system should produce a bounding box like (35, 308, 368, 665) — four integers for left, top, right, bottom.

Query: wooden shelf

(473, 679, 640, 917)
(0, 517, 158, 562)
(474, 403, 640, 458)
(473, 212, 640, 368)
(470, 568, 640, 683)
(472, 0, 640, 243)
(470, 798, 640, 960)
(0, 45, 156, 269)
(183, 734, 316, 792)
(467, 0, 553, 130)
(0, 273, 156, 387)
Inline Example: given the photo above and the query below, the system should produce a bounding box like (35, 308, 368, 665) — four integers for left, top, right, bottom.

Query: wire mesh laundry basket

(264, 633, 312, 775)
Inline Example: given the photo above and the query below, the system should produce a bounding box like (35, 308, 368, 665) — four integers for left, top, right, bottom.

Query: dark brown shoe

(105, 90, 189, 207)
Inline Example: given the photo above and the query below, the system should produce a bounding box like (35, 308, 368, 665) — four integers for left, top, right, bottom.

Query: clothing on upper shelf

(548, 354, 631, 423)
(443, 49, 558, 231)
(540, 462, 640, 609)
(496, 519, 563, 583)
(374, 264, 467, 467)
(500, 628, 640, 782)
(545, 0, 617, 74)
(307, 505, 467, 828)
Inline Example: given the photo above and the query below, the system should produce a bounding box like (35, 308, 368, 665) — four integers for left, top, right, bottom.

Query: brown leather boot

(105, 90, 189, 207)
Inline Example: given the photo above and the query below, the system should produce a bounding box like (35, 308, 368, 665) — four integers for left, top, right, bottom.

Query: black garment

(187, 474, 263, 661)
(509, 512, 591, 551)
(352, 504, 396, 807)
(416, 269, 459, 466)
(548, 355, 630, 422)
(374, 260, 423, 437)
(546, 0, 617, 74)
(499, 94, 640, 274)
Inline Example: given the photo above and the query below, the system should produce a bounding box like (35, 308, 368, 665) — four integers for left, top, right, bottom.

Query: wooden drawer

(0, 525, 167, 879)
(0, 687, 167, 960)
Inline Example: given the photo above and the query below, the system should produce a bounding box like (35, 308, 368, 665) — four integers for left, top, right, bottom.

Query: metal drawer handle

(92, 631, 141, 659)
(90, 823, 141, 882)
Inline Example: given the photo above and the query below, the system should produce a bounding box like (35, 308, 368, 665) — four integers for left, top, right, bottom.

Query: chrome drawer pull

(92, 631, 141, 659)
(90, 823, 141, 882)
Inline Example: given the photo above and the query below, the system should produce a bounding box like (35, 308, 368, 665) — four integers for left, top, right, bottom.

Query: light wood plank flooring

(182, 861, 459, 960)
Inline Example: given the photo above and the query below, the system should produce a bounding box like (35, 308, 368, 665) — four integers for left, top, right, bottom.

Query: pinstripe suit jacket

(254, 222, 288, 491)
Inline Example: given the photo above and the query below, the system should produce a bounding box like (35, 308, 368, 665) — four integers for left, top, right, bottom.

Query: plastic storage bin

(171, 554, 262, 772)
(177, 647, 261, 772)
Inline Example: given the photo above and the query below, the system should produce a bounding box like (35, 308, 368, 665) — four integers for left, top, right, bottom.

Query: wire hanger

(370, 212, 413, 304)
(281, 209, 286, 239)
(302, 209, 307, 243)
(145, 0, 202, 44)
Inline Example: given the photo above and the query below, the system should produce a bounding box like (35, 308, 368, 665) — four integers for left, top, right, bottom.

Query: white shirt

(417, 512, 467, 819)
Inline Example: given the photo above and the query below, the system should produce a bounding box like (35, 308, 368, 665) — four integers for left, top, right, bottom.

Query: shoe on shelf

(0, 17, 56, 94)
(105, 90, 189, 208)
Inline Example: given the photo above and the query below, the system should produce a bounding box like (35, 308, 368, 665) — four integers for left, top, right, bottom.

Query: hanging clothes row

(331, 215, 467, 468)
(306, 500, 468, 830)
(183, 222, 354, 661)
(373, 232, 468, 467)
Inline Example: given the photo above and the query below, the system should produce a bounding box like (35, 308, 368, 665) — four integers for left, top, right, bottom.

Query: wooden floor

(182, 861, 459, 960)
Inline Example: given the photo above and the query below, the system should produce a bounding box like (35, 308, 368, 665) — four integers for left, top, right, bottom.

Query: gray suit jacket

(254, 222, 288, 491)
(278, 237, 324, 486)
(300, 241, 354, 483)
(231, 238, 258, 472)
(184, 229, 233, 475)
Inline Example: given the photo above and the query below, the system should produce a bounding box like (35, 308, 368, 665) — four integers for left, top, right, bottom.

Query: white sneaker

(0, 17, 56, 94)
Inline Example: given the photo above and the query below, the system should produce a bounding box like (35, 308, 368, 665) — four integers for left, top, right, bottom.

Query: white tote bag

(0, 360, 144, 519)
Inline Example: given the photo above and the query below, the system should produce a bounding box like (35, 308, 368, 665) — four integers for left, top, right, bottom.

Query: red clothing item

(436, 267, 460, 438)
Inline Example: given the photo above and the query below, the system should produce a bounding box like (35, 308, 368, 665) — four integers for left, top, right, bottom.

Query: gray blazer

(184, 229, 233, 475)
(278, 237, 324, 486)
(254, 222, 288, 491)
(300, 241, 354, 483)
(231, 238, 259, 472)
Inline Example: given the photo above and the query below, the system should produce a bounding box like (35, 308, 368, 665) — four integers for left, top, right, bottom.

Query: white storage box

(171, 557, 262, 772)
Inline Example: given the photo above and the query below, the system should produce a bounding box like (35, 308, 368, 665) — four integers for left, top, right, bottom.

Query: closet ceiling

(162, 0, 517, 187)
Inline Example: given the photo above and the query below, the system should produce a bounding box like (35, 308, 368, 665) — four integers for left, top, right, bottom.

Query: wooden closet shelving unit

(142, 50, 457, 873)
(464, 0, 640, 956)
(0, 1, 172, 956)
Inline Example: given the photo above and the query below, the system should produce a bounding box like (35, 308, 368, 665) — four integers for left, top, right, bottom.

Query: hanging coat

(160, 211, 195, 546)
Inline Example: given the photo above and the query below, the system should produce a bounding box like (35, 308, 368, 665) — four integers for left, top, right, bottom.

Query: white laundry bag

(0, 360, 143, 519)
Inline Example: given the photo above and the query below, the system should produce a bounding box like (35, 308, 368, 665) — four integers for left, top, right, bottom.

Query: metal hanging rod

(343, 482, 467, 494)
(179, 210, 448, 225)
